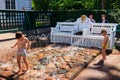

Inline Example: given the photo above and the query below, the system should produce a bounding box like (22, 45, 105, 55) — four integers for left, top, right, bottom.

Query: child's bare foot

(16, 69, 22, 74)
(24, 69, 30, 73)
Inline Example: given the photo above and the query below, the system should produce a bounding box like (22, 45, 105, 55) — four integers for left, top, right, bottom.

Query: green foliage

(108, 10, 120, 23)
(36, 21, 44, 27)
(109, 0, 120, 9)
(50, 10, 107, 26)
(32, 0, 51, 10)
(32, 0, 120, 10)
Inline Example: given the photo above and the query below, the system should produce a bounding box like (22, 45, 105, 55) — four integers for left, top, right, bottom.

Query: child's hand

(27, 49, 30, 53)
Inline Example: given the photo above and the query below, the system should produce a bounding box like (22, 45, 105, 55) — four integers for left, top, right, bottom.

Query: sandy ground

(0, 40, 16, 50)
(0, 33, 15, 40)
(0, 32, 16, 49)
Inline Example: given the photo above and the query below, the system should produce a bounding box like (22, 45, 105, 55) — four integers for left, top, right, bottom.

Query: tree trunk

(101, 0, 105, 9)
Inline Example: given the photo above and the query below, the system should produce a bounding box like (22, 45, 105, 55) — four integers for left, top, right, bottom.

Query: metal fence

(0, 10, 23, 32)
(0, 10, 51, 33)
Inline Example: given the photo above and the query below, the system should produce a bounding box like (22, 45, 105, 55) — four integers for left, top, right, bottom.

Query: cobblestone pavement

(0, 44, 100, 80)
(74, 49, 120, 80)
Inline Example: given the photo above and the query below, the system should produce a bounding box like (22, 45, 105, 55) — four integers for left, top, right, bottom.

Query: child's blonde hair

(81, 15, 86, 22)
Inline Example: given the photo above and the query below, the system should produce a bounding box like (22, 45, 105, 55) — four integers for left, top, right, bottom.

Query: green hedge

(50, 10, 118, 26)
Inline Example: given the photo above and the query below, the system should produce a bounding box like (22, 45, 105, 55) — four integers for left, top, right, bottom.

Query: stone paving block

(0, 44, 100, 80)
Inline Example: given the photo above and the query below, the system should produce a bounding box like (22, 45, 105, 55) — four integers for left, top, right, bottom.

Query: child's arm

(26, 38, 31, 51)
(102, 37, 108, 49)
(11, 41, 18, 48)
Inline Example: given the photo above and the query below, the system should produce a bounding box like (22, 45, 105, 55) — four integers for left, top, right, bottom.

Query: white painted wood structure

(51, 22, 118, 49)
(0, 0, 32, 10)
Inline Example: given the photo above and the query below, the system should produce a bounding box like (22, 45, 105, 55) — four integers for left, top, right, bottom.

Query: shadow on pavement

(0, 72, 25, 80)
(86, 64, 120, 80)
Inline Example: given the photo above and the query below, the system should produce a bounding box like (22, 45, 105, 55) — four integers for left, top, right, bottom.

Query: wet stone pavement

(0, 44, 100, 80)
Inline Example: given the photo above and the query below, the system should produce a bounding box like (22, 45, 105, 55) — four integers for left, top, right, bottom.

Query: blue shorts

(17, 48, 27, 56)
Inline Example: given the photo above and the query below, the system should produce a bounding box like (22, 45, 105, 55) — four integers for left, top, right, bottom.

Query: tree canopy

(32, 0, 120, 10)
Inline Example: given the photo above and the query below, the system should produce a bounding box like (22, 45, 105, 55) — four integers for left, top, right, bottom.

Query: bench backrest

(90, 23, 117, 37)
(57, 22, 78, 32)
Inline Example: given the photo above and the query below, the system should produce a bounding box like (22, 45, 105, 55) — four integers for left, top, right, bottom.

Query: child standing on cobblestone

(11, 31, 31, 73)
(95, 30, 108, 65)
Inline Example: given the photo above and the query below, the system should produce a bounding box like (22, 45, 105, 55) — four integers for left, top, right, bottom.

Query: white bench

(51, 22, 79, 35)
(51, 22, 118, 49)
(86, 23, 117, 49)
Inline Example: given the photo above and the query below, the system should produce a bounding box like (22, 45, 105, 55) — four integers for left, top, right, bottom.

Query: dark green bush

(50, 10, 108, 26)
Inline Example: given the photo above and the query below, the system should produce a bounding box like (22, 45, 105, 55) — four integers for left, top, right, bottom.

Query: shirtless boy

(11, 31, 30, 73)
(94, 30, 108, 65)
